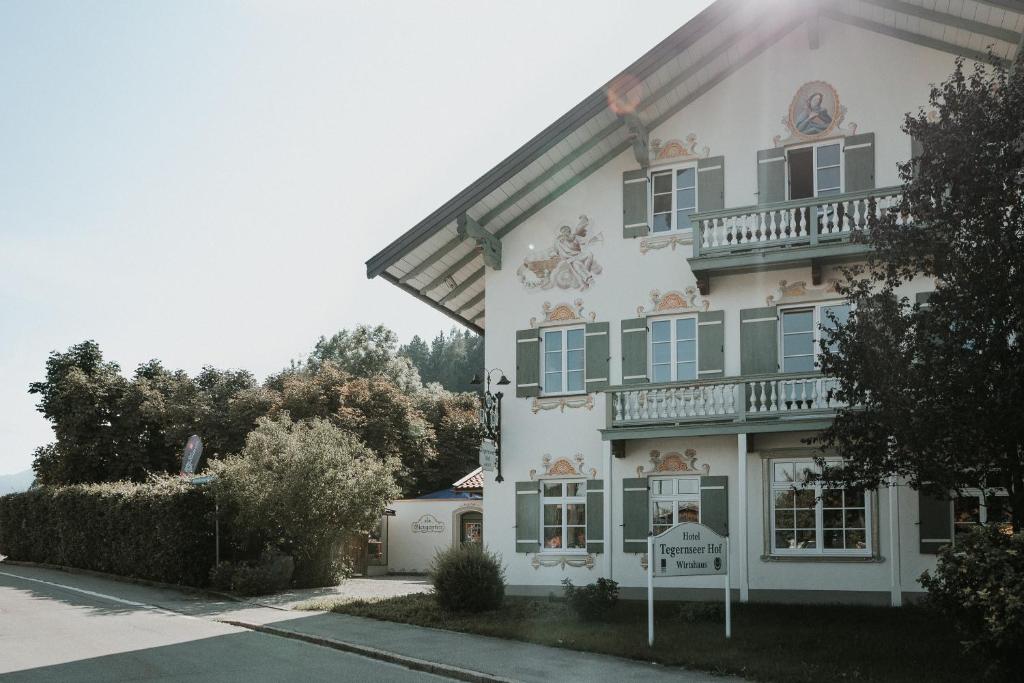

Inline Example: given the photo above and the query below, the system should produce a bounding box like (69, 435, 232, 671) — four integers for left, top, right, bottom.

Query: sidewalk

(227, 607, 736, 682)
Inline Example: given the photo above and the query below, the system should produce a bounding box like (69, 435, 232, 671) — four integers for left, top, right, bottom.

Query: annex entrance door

(460, 511, 483, 544)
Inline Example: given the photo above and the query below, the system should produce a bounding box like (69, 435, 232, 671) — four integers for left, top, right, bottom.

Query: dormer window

(651, 165, 697, 233)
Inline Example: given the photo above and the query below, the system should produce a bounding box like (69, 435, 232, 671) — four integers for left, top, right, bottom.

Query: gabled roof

(366, 0, 1024, 334)
(453, 467, 483, 491)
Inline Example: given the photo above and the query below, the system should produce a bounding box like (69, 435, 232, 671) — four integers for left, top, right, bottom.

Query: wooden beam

(379, 271, 484, 335)
(856, 0, 1021, 45)
(399, 234, 462, 284)
(622, 112, 650, 168)
(438, 266, 485, 305)
(457, 291, 485, 315)
(823, 9, 1010, 67)
(420, 249, 479, 294)
(457, 214, 501, 270)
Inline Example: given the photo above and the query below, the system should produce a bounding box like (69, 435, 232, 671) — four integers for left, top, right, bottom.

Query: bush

(676, 601, 723, 623)
(207, 548, 294, 596)
(430, 543, 505, 612)
(0, 477, 215, 586)
(561, 578, 619, 621)
(209, 561, 235, 591)
(210, 415, 400, 588)
(919, 526, 1024, 676)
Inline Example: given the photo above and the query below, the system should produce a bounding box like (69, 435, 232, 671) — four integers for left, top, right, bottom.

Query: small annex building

(368, 468, 484, 575)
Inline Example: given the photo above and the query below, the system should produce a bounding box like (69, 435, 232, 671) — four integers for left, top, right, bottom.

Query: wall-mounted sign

(411, 514, 446, 534)
(652, 522, 727, 577)
(479, 440, 496, 472)
(180, 435, 204, 476)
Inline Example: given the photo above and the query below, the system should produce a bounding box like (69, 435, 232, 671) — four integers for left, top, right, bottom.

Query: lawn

(297, 592, 980, 682)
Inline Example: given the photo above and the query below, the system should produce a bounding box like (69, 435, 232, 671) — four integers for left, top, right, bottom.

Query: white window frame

(649, 163, 698, 234)
(650, 475, 701, 536)
(540, 325, 586, 397)
(778, 300, 850, 373)
(769, 458, 873, 557)
(648, 314, 699, 383)
(540, 479, 587, 554)
(954, 488, 1012, 539)
(786, 139, 844, 200)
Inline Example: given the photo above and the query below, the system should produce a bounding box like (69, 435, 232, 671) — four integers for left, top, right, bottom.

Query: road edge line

(218, 619, 516, 683)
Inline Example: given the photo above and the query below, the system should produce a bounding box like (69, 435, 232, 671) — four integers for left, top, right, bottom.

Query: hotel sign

(652, 522, 727, 577)
(411, 514, 446, 534)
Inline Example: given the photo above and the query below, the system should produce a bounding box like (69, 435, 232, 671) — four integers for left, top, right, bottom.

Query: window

(780, 302, 851, 372)
(954, 490, 1013, 538)
(651, 166, 697, 233)
(542, 327, 584, 395)
(650, 316, 698, 383)
(770, 459, 871, 556)
(651, 476, 701, 535)
(787, 141, 842, 200)
(541, 481, 586, 551)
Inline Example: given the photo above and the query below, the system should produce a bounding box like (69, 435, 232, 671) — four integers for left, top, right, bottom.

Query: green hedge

(0, 479, 216, 587)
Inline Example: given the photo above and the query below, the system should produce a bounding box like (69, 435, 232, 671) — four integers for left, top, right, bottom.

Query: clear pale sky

(0, 0, 711, 475)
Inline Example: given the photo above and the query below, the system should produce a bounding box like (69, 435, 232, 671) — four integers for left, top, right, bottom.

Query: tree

(415, 386, 483, 494)
(209, 414, 400, 586)
(305, 324, 422, 393)
(400, 327, 484, 394)
(815, 55, 1024, 530)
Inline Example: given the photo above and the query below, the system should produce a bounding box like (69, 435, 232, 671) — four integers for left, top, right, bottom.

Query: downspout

(888, 476, 902, 607)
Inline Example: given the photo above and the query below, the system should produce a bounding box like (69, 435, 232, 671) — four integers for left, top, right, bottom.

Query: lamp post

(471, 369, 510, 483)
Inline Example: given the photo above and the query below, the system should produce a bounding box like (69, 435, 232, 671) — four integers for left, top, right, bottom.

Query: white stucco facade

(385, 498, 484, 574)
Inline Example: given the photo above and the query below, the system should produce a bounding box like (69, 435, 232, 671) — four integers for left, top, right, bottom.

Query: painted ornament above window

(773, 80, 857, 147)
(649, 133, 709, 164)
(517, 215, 603, 291)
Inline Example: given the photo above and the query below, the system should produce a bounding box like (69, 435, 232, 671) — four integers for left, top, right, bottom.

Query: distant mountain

(0, 469, 34, 495)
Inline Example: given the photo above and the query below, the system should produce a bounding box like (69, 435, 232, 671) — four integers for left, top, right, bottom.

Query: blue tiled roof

(417, 488, 483, 500)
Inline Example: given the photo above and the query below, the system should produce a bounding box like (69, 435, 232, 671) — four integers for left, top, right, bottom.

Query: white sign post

(647, 522, 731, 646)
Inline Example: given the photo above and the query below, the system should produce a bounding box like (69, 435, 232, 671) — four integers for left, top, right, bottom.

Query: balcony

(688, 186, 905, 291)
(601, 373, 848, 440)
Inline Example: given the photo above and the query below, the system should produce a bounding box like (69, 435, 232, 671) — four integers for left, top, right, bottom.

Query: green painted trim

(398, 235, 464, 284)
(456, 290, 485, 315)
(600, 418, 837, 441)
(378, 271, 484, 335)
(457, 214, 501, 270)
(858, 0, 1021, 45)
(823, 9, 1011, 67)
(689, 242, 871, 278)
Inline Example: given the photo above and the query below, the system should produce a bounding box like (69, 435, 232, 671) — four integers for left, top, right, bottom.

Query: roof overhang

(366, 0, 1023, 334)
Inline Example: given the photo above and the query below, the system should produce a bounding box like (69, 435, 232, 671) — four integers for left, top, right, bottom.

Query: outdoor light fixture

(473, 368, 508, 483)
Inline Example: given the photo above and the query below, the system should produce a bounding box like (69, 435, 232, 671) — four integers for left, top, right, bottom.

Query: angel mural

(517, 216, 603, 291)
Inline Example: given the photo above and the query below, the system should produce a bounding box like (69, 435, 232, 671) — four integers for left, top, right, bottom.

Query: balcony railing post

(735, 383, 746, 423)
(693, 221, 702, 259)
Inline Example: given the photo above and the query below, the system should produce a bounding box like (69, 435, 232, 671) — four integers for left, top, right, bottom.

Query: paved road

(0, 566, 447, 682)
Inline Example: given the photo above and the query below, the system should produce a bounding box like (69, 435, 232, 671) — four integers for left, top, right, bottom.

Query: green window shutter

(918, 491, 952, 554)
(623, 170, 649, 238)
(756, 147, 786, 204)
(740, 307, 779, 375)
(915, 291, 934, 307)
(515, 481, 540, 553)
(621, 317, 648, 385)
(586, 479, 604, 554)
(700, 475, 729, 537)
(844, 132, 875, 192)
(697, 156, 725, 213)
(622, 477, 649, 553)
(697, 310, 724, 379)
(515, 328, 540, 398)
(584, 322, 610, 391)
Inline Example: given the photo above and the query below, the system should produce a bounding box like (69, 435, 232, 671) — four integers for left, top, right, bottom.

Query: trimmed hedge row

(0, 479, 216, 587)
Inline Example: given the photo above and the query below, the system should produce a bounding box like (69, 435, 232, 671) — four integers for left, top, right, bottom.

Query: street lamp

(470, 369, 510, 483)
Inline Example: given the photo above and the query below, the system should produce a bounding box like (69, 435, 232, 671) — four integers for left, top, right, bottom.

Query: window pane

(795, 489, 816, 508)
(565, 482, 585, 496)
(677, 339, 696, 363)
(783, 355, 815, 373)
(652, 213, 671, 232)
(544, 526, 563, 549)
(567, 370, 584, 392)
(652, 342, 671, 364)
(544, 330, 562, 348)
(822, 304, 850, 330)
(653, 193, 672, 214)
(676, 167, 695, 189)
(651, 480, 673, 496)
(845, 510, 865, 528)
(846, 529, 867, 549)
(823, 509, 843, 528)
(676, 188, 696, 210)
(796, 530, 817, 548)
(543, 483, 561, 497)
(653, 502, 673, 527)
(955, 496, 980, 526)
(677, 210, 693, 230)
(543, 505, 562, 524)
(676, 361, 697, 381)
(545, 352, 561, 373)
(567, 349, 584, 371)
(676, 317, 696, 340)
(822, 489, 843, 508)
(817, 143, 840, 167)
(774, 489, 795, 508)
(795, 509, 816, 528)
(678, 502, 700, 523)
(651, 364, 671, 383)
(567, 527, 586, 549)
(784, 331, 814, 357)
(653, 172, 672, 194)
(676, 479, 699, 495)
(651, 320, 670, 342)
(775, 509, 794, 528)
(824, 529, 844, 549)
(817, 166, 840, 191)
(846, 489, 865, 507)
(783, 310, 814, 333)
(566, 503, 586, 525)
(775, 530, 796, 550)
(566, 328, 584, 350)
(773, 462, 795, 483)
(544, 372, 562, 393)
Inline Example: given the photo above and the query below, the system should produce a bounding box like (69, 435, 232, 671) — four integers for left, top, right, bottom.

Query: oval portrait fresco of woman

(788, 80, 840, 139)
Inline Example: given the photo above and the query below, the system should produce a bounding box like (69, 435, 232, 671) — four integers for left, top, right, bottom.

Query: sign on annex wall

(652, 522, 727, 577)
(411, 514, 446, 534)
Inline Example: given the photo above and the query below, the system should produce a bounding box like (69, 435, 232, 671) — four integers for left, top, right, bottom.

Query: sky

(0, 0, 711, 475)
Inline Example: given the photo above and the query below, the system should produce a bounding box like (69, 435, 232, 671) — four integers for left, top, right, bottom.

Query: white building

(366, 0, 1024, 604)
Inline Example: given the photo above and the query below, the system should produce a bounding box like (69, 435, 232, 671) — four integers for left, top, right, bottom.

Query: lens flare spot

(607, 73, 642, 116)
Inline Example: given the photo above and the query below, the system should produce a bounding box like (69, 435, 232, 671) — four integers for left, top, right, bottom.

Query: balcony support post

(737, 433, 750, 602)
(696, 272, 710, 296)
(811, 259, 822, 286)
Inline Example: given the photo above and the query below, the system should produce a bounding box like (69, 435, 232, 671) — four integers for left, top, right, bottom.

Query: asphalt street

(0, 565, 448, 682)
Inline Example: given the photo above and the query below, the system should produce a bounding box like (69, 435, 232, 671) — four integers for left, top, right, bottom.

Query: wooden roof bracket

(622, 112, 650, 169)
(457, 214, 502, 270)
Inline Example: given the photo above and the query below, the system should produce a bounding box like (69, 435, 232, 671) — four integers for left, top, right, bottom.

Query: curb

(219, 619, 516, 683)
(0, 559, 244, 605)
